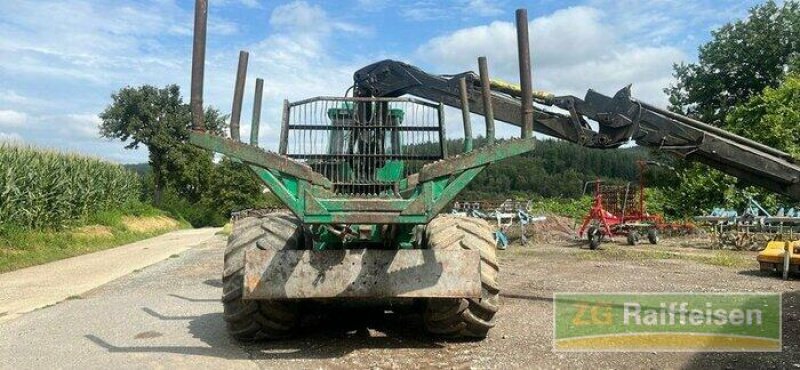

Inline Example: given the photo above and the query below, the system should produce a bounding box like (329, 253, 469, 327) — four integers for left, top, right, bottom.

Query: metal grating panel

(281, 97, 445, 196)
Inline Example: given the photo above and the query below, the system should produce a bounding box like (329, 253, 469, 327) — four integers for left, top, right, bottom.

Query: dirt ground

(293, 237, 800, 369)
(3, 234, 800, 369)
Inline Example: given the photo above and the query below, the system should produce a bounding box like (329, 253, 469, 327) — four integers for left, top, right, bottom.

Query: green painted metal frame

(190, 125, 535, 225)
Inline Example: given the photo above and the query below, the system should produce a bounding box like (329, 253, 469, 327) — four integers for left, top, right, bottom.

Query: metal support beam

(478, 56, 495, 145)
(230, 50, 249, 141)
(438, 102, 448, 158)
(638, 100, 792, 161)
(419, 137, 536, 182)
(190, 0, 207, 131)
(250, 78, 264, 146)
(458, 77, 473, 153)
(515, 8, 534, 139)
(189, 131, 332, 188)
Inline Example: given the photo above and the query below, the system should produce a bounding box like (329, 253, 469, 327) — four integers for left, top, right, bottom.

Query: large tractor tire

(423, 215, 500, 338)
(222, 211, 304, 341)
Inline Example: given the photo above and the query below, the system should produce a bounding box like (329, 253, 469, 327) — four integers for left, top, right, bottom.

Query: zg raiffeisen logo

(553, 293, 781, 352)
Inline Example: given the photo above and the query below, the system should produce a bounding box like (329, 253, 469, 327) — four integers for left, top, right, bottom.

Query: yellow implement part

(757, 240, 800, 264)
(489, 79, 555, 104)
(757, 240, 800, 273)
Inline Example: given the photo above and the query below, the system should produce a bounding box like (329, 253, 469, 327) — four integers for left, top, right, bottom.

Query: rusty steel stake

(438, 102, 448, 158)
(250, 78, 264, 146)
(515, 8, 534, 139)
(478, 56, 495, 145)
(278, 99, 290, 155)
(230, 50, 249, 141)
(458, 77, 473, 153)
(190, 0, 208, 131)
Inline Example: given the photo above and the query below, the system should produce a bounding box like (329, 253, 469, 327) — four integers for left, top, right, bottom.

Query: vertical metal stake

(478, 56, 495, 145)
(437, 102, 447, 159)
(230, 50, 249, 141)
(250, 78, 264, 146)
(278, 99, 290, 155)
(458, 77, 473, 153)
(515, 8, 534, 139)
(190, 0, 208, 131)
(784, 242, 791, 280)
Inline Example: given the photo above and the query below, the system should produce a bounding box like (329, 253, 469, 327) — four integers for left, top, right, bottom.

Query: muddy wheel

(222, 211, 304, 341)
(587, 226, 601, 250)
(423, 215, 499, 339)
(647, 228, 659, 245)
(627, 231, 638, 246)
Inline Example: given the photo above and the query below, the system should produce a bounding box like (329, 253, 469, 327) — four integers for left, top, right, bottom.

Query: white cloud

(0, 132, 23, 143)
(60, 114, 102, 140)
(270, 1, 370, 36)
(0, 1, 197, 87)
(239, 0, 260, 8)
(0, 0, 249, 162)
(586, 0, 757, 47)
(415, 6, 686, 105)
(0, 90, 32, 106)
(206, 1, 376, 151)
(399, 0, 506, 21)
(464, 0, 503, 17)
(0, 110, 28, 128)
(211, 0, 260, 8)
(356, 0, 389, 8)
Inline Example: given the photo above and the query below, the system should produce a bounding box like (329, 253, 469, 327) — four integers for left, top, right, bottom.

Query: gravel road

(2, 235, 800, 369)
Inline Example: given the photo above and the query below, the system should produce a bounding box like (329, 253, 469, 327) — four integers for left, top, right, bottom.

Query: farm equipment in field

(576, 161, 685, 248)
(451, 200, 545, 249)
(577, 179, 660, 249)
(695, 196, 800, 250)
(187, 1, 800, 340)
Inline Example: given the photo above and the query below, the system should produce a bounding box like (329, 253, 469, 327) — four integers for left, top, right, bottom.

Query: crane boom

(353, 59, 800, 200)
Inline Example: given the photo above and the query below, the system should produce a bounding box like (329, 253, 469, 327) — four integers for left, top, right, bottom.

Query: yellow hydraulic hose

(489, 79, 555, 105)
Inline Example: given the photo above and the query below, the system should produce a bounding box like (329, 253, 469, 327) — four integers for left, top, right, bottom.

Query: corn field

(0, 144, 140, 230)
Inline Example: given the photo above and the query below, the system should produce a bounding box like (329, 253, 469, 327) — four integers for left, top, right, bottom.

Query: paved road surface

(0, 228, 220, 323)
(3, 237, 800, 369)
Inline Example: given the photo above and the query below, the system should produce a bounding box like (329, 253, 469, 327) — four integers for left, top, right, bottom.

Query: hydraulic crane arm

(353, 60, 604, 147)
(353, 59, 800, 200)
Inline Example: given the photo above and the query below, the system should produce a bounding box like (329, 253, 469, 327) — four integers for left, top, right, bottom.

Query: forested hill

(449, 138, 652, 199)
(123, 163, 151, 177)
(124, 138, 653, 202)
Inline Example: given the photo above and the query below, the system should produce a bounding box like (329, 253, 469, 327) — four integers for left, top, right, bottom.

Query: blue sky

(0, 0, 762, 163)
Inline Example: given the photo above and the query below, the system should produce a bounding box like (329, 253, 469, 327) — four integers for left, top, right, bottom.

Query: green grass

(693, 250, 753, 268)
(0, 203, 188, 273)
(528, 196, 593, 219)
(576, 245, 752, 268)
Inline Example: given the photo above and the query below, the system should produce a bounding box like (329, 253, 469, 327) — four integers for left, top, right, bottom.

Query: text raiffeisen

(623, 301, 763, 326)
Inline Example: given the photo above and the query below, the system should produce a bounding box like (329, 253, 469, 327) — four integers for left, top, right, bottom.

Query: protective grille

(281, 97, 445, 195)
(596, 183, 634, 216)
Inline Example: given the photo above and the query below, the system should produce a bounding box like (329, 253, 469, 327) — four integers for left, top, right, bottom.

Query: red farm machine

(578, 161, 674, 248)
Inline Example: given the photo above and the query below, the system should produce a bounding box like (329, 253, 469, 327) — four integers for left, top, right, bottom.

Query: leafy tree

(726, 74, 800, 157)
(201, 158, 271, 215)
(660, 1, 800, 216)
(666, 1, 800, 124)
(99, 85, 225, 204)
